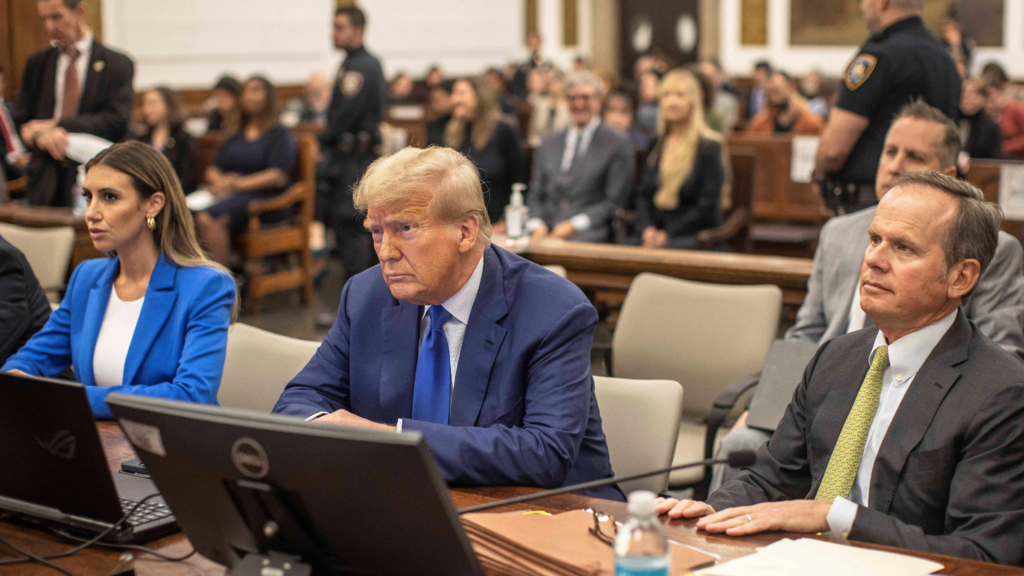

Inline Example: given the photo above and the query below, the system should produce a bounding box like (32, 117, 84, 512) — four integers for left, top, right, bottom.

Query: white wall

(101, 0, 591, 89)
(720, 0, 1024, 78)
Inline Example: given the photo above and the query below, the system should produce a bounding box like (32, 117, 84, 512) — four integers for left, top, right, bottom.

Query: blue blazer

(273, 245, 623, 500)
(2, 253, 236, 419)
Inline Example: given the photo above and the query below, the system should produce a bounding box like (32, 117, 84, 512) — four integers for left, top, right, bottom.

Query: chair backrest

(542, 264, 567, 278)
(611, 273, 781, 419)
(0, 223, 75, 298)
(593, 376, 683, 495)
(218, 323, 321, 412)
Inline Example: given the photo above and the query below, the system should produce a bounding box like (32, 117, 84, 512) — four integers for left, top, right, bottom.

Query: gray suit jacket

(528, 123, 634, 243)
(709, 313, 1024, 565)
(786, 207, 1024, 359)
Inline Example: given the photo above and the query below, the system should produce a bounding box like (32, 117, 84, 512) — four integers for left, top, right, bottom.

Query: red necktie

(62, 46, 81, 119)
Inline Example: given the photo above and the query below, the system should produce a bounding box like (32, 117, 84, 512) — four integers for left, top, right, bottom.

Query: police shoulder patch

(340, 70, 364, 98)
(845, 54, 878, 91)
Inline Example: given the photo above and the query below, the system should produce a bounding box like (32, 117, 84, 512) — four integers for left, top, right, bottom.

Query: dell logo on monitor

(37, 430, 76, 460)
(231, 437, 269, 479)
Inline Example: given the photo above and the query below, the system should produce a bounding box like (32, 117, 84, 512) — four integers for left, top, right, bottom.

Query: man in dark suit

(0, 234, 51, 365)
(15, 0, 134, 206)
(527, 71, 634, 243)
(658, 171, 1024, 565)
(273, 146, 622, 500)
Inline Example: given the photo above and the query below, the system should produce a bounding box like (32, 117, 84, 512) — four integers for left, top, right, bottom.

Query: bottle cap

(626, 490, 657, 516)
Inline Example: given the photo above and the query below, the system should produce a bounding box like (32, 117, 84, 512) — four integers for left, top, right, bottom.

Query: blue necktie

(411, 305, 453, 424)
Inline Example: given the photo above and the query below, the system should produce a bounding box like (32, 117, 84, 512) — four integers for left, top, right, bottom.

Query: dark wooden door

(619, 0, 700, 79)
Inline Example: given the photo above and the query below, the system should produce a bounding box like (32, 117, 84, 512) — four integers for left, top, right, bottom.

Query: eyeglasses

(588, 509, 617, 547)
(567, 94, 595, 102)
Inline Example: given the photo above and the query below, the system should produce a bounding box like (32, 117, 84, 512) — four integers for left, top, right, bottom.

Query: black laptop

(0, 372, 177, 543)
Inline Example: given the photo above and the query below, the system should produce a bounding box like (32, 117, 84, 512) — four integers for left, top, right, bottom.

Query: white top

(826, 308, 958, 537)
(53, 32, 93, 121)
(846, 284, 867, 333)
(92, 286, 144, 388)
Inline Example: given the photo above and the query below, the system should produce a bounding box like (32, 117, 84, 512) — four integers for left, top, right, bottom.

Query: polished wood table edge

(4, 422, 1019, 575)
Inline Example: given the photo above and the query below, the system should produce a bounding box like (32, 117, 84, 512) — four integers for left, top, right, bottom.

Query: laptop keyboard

(119, 498, 172, 526)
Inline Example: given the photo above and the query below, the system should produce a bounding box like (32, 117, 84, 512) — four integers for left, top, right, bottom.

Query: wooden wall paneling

(0, 0, 11, 99)
(8, 0, 48, 96)
(740, 0, 768, 46)
(524, 0, 539, 44)
(563, 0, 579, 47)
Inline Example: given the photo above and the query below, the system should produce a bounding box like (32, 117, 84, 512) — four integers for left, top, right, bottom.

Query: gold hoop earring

(147, 216, 156, 231)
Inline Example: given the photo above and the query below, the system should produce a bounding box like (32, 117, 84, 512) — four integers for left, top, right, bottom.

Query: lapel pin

(93, 60, 105, 73)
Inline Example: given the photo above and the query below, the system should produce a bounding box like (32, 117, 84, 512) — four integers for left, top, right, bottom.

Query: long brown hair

(445, 76, 502, 150)
(225, 75, 279, 138)
(146, 86, 185, 131)
(86, 141, 238, 319)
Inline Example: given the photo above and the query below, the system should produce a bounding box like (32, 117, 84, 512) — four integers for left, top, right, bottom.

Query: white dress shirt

(846, 285, 867, 333)
(826, 308, 958, 537)
(309, 255, 485, 428)
(528, 118, 602, 233)
(53, 32, 93, 121)
(92, 286, 144, 388)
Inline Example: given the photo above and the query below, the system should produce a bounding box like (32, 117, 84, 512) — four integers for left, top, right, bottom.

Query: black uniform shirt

(319, 45, 387, 153)
(833, 16, 961, 185)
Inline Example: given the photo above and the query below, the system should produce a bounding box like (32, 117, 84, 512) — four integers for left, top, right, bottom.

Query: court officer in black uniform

(814, 0, 960, 213)
(318, 5, 387, 283)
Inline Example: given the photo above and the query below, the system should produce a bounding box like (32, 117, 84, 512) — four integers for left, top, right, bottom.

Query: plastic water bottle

(72, 165, 88, 215)
(614, 491, 670, 576)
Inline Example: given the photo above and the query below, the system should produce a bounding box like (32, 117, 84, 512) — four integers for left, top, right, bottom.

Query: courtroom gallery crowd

(5, 0, 1024, 568)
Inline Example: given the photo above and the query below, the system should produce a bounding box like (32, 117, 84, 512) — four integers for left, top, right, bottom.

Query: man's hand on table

(655, 498, 832, 536)
(314, 408, 397, 433)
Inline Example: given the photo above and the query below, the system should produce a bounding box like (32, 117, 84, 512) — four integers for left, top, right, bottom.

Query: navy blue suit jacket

(2, 254, 236, 419)
(273, 245, 622, 500)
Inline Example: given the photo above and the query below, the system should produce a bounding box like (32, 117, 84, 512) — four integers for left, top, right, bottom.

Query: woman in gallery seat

(444, 75, 528, 228)
(633, 68, 725, 250)
(193, 75, 297, 266)
(2, 142, 237, 419)
(133, 86, 198, 193)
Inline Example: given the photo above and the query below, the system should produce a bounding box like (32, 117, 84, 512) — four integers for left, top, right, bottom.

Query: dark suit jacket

(272, 245, 623, 500)
(708, 312, 1024, 565)
(528, 123, 635, 243)
(0, 234, 51, 365)
(635, 137, 724, 248)
(132, 126, 198, 193)
(15, 41, 134, 205)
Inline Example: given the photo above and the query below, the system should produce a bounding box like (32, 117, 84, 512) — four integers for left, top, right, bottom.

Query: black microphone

(457, 450, 757, 514)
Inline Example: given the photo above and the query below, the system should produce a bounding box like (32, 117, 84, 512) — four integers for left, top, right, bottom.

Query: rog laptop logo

(232, 437, 269, 479)
(37, 430, 76, 460)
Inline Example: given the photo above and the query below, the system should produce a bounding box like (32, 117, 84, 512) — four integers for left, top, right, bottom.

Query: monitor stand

(224, 479, 370, 576)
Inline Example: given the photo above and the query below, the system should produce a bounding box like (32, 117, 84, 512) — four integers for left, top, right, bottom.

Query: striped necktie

(815, 345, 889, 502)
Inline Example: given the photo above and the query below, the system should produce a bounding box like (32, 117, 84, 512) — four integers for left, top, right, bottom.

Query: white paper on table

(185, 189, 216, 211)
(790, 136, 820, 184)
(65, 133, 114, 164)
(998, 163, 1024, 221)
(696, 538, 943, 576)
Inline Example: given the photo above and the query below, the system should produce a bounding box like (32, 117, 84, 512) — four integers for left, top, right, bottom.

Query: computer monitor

(106, 394, 484, 576)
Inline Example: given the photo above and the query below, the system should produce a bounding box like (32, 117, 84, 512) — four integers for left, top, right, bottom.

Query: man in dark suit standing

(527, 71, 634, 243)
(274, 146, 622, 500)
(658, 172, 1024, 565)
(0, 234, 51, 365)
(15, 0, 133, 206)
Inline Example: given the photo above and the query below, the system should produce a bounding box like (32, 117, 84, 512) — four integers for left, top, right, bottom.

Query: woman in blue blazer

(3, 142, 237, 419)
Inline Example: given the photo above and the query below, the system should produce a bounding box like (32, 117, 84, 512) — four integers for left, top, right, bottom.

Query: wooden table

(2, 423, 1018, 576)
(502, 236, 814, 315)
(0, 204, 105, 271)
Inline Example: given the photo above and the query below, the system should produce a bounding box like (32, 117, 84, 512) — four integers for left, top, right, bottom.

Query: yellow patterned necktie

(816, 345, 889, 502)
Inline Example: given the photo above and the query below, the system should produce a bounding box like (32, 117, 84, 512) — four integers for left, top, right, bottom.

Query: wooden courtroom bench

(0, 421, 1013, 576)
(966, 158, 1024, 239)
(499, 236, 814, 324)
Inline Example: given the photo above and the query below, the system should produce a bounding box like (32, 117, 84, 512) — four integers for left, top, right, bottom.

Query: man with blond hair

(273, 146, 622, 499)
